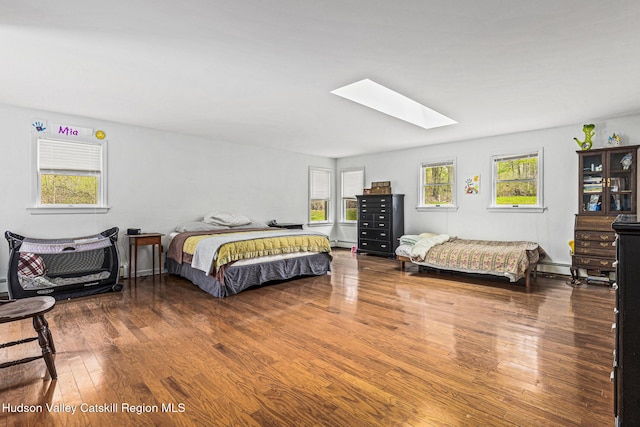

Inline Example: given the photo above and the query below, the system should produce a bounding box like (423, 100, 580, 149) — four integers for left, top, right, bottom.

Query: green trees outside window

(494, 155, 538, 205)
(41, 174, 98, 205)
(423, 163, 454, 205)
(310, 200, 328, 221)
(344, 199, 358, 221)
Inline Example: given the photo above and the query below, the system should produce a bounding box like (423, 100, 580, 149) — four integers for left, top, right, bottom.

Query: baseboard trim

(335, 241, 356, 249)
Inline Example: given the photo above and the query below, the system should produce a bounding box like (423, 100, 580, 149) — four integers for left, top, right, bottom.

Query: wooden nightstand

(128, 233, 164, 282)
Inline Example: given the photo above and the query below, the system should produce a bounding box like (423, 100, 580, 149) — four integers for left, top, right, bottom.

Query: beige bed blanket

(409, 236, 544, 283)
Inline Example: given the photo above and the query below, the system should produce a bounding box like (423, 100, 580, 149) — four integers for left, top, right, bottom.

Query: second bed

(396, 233, 545, 290)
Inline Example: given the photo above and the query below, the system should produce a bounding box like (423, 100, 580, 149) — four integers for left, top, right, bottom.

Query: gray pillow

(203, 211, 251, 227)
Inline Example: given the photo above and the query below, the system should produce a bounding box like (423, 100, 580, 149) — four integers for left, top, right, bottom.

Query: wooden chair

(0, 296, 57, 379)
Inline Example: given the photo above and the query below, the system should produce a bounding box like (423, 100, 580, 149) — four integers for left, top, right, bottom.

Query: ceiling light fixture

(331, 78, 457, 130)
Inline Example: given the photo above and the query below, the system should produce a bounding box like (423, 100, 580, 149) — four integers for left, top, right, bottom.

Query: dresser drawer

(358, 213, 372, 221)
(359, 220, 373, 229)
(359, 202, 391, 211)
(371, 213, 390, 221)
(574, 246, 616, 258)
(573, 255, 615, 270)
(359, 208, 391, 218)
(575, 215, 617, 231)
(359, 229, 391, 241)
(575, 239, 615, 250)
(358, 197, 392, 205)
(358, 240, 392, 253)
(575, 230, 616, 242)
(359, 220, 389, 230)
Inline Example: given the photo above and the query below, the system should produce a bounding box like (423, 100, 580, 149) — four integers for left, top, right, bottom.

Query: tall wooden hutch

(571, 145, 639, 281)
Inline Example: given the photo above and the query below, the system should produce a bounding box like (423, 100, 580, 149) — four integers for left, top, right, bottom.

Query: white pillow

(418, 232, 439, 239)
(203, 211, 251, 227)
(175, 222, 230, 232)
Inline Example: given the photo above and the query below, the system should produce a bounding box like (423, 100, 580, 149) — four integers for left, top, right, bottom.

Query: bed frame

(397, 255, 539, 291)
(167, 253, 332, 297)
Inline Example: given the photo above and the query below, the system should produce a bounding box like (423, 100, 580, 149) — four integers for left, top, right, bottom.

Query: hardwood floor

(0, 249, 615, 426)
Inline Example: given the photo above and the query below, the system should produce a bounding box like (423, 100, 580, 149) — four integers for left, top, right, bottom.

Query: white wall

(3, 101, 639, 290)
(336, 113, 640, 275)
(0, 104, 334, 291)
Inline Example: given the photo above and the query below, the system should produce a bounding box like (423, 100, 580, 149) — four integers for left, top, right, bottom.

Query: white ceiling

(1, 1, 639, 158)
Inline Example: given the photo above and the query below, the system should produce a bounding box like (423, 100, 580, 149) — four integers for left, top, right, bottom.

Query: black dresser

(356, 194, 404, 257)
(611, 216, 640, 426)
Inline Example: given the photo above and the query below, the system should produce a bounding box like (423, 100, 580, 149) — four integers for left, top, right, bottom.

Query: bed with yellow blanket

(166, 227, 332, 297)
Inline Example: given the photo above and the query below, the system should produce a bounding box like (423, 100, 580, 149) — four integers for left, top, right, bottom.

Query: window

(340, 169, 364, 223)
(309, 167, 332, 223)
(419, 159, 456, 210)
(32, 137, 108, 213)
(491, 149, 544, 210)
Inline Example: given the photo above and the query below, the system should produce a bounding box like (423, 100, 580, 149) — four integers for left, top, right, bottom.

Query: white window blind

(493, 151, 539, 163)
(342, 170, 364, 198)
(39, 139, 102, 171)
(310, 168, 331, 199)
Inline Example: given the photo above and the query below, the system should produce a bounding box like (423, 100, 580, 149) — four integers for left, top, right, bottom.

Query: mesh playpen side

(5, 227, 123, 300)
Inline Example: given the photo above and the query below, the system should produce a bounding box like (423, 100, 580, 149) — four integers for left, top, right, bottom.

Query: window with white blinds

(39, 139, 102, 171)
(309, 167, 332, 223)
(340, 169, 364, 222)
(35, 137, 107, 210)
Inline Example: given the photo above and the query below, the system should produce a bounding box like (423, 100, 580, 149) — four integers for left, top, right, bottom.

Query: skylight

(331, 79, 457, 130)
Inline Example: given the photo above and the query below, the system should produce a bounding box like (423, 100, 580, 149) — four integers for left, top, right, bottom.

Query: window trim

(417, 158, 458, 212)
(29, 134, 110, 214)
(308, 166, 333, 225)
(488, 148, 546, 213)
(339, 168, 364, 225)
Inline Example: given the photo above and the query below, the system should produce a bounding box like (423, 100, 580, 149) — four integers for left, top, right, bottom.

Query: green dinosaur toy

(574, 124, 595, 150)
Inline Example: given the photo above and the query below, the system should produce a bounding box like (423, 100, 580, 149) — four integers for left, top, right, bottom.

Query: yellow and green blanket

(172, 229, 332, 275)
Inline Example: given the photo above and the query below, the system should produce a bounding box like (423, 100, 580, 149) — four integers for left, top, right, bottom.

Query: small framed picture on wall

(465, 175, 480, 194)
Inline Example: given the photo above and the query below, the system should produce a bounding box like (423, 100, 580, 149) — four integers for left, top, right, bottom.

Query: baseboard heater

(5, 227, 123, 300)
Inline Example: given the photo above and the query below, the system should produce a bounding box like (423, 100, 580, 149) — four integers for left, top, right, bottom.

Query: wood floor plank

(0, 249, 616, 426)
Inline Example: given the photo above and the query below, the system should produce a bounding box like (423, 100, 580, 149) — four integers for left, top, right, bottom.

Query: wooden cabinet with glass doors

(571, 145, 639, 283)
(578, 146, 639, 215)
